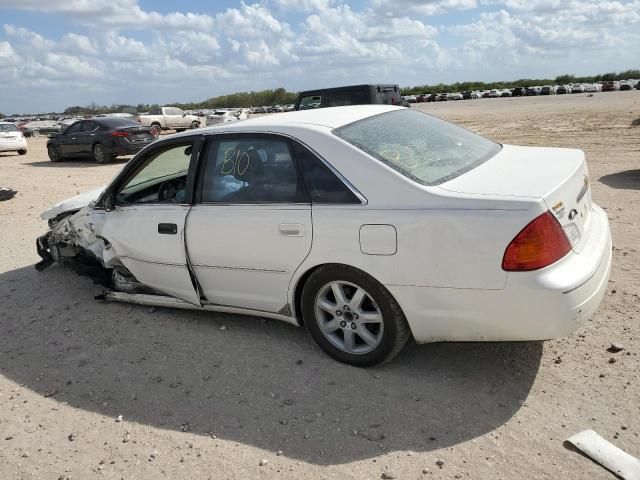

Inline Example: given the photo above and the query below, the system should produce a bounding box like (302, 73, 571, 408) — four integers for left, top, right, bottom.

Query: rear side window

(334, 109, 501, 186)
(293, 143, 360, 204)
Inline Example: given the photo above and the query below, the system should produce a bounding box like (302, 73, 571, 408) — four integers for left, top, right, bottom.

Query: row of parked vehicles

(404, 79, 640, 102)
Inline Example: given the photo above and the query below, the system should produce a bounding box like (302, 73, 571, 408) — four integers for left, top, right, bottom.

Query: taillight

(502, 211, 571, 271)
(111, 131, 130, 137)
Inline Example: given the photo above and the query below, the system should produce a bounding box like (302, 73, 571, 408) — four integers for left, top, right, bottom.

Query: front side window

(82, 121, 98, 132)
(64, 122, 83, 135)
(200, 137, 305, 203)
(334, 109, 501, 186)
(116, 143, 193, 204)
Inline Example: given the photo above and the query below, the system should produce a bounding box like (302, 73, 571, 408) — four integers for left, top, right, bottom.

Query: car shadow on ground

(22, 158, 131, 168)
(0, 265, 542, 465)
(599, 169, 640, 190)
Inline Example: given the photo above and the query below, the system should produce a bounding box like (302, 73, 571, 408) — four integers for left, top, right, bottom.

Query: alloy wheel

(314, 281, 384, 355)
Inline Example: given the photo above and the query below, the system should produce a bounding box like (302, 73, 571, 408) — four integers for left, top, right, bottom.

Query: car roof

(191, 105, 405, 135)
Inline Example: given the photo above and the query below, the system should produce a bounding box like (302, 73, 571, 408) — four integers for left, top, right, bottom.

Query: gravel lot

(0, 91, 638, 479)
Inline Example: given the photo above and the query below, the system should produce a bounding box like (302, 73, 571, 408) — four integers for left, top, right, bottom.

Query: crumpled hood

(41, 185, 106, 220)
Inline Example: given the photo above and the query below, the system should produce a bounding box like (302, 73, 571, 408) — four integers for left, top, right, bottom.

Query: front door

(186, 135, 312, 314)
(100, 140, 200, 304)
(75, 120, 99, 156)
(59, 121, 83, 156)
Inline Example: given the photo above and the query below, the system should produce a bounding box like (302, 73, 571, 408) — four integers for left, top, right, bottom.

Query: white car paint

(0, 122, 28, 154)
(38, 105, 612, 357)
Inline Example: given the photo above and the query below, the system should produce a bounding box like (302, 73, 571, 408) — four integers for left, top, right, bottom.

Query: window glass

(149, 108, 162, 115)
(293, 143, 360, 204)
(201, 138, 305, 203)
(334, 109, 501, 186)
(299, 96, 321, 110)
(64, 122, 83, 135)
(82, 121, 98, 132)
(0, 123, 18, 132)
(116, 144, 193, 204)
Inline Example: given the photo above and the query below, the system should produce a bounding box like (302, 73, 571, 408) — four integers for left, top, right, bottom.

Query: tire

(18, 149, 27, 156)
(301, 264, 411, 367)
(93, 143, 109, 164)
(190, 121, 199, 130)
(31, 130, 40, 138)
(47, 145, 61, 162)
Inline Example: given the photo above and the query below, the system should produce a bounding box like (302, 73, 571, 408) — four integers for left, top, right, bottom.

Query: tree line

(4, 70, 638, 117)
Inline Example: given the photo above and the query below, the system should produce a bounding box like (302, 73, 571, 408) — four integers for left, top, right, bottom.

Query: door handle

(278, 223, 304, 237)
(158, 223, 177, 234)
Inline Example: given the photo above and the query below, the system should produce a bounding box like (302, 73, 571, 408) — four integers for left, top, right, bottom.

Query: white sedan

(36, 106, 612, 366)
(0, 122, 28, 155)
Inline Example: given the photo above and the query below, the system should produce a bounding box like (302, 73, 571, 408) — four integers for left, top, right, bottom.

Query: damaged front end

(36, 190, 147, 293)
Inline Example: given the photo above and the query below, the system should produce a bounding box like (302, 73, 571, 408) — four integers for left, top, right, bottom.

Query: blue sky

(0, 0, 638, 114)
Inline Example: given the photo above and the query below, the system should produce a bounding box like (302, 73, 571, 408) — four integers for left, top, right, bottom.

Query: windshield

(334, 109, 501, 186)
(0, 124, 19, 132)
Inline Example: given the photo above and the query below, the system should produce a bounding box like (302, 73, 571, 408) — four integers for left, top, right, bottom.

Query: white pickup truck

(137, 107, 201, 137)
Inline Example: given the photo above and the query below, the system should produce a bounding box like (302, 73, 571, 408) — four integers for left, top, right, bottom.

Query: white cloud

(371, 0, 478, 16)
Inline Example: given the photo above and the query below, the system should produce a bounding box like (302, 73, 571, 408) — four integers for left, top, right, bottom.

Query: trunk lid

(439, 144, 592, 251)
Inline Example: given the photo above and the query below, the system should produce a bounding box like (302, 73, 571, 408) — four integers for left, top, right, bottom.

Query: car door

(163, 108, 182, 129)
(186, 134, 312, 314)
(99, 138, 202, 304)
(75, 120, 99, 156)
(58, 121, 83, 156)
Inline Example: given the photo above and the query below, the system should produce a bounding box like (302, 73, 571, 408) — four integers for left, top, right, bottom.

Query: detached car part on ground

(36, 106, 612, 366)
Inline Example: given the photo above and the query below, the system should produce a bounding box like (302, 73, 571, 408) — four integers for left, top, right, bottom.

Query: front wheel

(31, 130, 40, 137)
(18, 149, 27, 156)
(301, 265, 411, 366)
(150, 125, 161, 138)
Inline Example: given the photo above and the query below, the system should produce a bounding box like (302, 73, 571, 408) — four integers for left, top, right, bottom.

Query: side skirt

(102, 291, 300, 326)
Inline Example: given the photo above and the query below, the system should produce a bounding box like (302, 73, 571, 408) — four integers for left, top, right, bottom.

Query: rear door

(186, 134, 312, 313)
(100, 138, 202, 304)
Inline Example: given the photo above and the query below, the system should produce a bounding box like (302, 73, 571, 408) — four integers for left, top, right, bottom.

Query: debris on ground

(566, 429, 640, 479)
(0, 187, 17, 201)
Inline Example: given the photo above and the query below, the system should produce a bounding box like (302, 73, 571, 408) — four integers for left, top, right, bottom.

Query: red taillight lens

(111, 131, 130, 137)
(502, 211, 571, 271)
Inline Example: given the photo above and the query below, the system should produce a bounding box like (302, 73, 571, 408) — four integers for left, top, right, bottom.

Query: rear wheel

(150, 124, 162, 138)
(18, 149, 27, 156)
(190, 121, 199, 130)
(31, 130, 40, 137)
(93, 143, 109, 164)
(301, 265, 411, 366)
(47, 145, 61, 162)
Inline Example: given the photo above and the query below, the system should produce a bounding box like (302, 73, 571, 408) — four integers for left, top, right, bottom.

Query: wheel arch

(291, 262, 404, 327)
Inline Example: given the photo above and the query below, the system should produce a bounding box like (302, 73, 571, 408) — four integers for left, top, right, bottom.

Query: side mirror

(103, 193, 115, 212)
(182, 113, 187, 117)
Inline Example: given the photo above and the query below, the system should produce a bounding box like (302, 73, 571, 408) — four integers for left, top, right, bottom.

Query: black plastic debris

(0, 187, 17, 201)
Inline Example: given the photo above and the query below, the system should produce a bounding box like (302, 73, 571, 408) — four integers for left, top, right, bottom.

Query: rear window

(0, 123, 19, 132)
(334, 109, 501, 186)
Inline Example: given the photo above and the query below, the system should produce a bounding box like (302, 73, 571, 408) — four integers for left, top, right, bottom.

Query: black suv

(294, 84, 408, 110)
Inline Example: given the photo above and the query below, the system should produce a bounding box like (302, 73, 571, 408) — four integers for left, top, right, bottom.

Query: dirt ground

(0, 91, 638, 479)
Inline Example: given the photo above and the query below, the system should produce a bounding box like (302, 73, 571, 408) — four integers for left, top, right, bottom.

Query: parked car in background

(36, 105, 612, 366)
(0, 122, 28, 155)
(488, 89, 500, 98)
(556, 85, 568, 95)
(584, 84, 600, 93)
(448, 92, 464, 101)
(602, 81, 619, 92)
(500, 89, 512, 97)
(571, 84, 585, 94)
(471, 91, 483, 99)
(206, 110, 248, 126)
(294, 84, 407, 110)
(540, 86, 556, 95)
(619, 82, 634, 91)
(19, 120, 61, 137)
(526, 86, 541, 96)
(46, 117, 155, 163)
(137, 106, 201, 137)
(511, 87, 527, 97)
(437, 93, 449, 101)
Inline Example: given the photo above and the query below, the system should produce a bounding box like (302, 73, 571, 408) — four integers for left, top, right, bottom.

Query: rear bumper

(0, 138, 27, 152)
(110, 143, 150, 156)
(389, 204, 612, 343)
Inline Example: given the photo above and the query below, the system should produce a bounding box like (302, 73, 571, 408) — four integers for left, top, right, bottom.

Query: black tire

(190, 121, 199, 130)
(31, 130, 40, 138)
(301, 264, 411, 367)
(18, 149, 27, 156)
(47, 145, 61, 162)
(93, 143, 109, 164)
